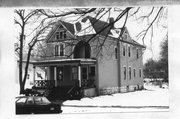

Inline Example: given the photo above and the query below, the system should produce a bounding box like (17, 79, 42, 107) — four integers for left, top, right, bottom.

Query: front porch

(32, 58, 97, 99)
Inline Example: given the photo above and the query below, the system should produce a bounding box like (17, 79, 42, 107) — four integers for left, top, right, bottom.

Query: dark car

(16, 96, 62, 114)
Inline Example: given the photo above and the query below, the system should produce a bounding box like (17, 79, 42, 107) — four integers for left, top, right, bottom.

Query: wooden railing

(34, 80, 55, 89)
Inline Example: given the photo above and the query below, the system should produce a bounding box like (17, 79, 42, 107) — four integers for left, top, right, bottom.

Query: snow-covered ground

(62, 83, 169, 113)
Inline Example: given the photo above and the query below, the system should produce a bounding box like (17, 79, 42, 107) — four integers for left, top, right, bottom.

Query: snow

(62, 83, 169, 113)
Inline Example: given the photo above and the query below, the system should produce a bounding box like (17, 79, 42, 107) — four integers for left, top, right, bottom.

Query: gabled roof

(60, 21, 75, 35)
(46, 21, 75, 43)
(45, 16, 145, 48)
(81, 16, 113, 36)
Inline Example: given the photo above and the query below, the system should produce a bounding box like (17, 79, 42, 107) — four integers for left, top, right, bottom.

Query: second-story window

(128, 46, 131, 57)
(137, 48, 139, 59)
(123, 45, 126, 56)
(54, 44, 64, 56)
(59, 44, 64, 56)
(55, 45, 59, 56)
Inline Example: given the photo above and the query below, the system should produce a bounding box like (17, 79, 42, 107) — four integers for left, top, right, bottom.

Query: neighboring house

(32, 16, 145, 98)
(15, 53, 45, 90)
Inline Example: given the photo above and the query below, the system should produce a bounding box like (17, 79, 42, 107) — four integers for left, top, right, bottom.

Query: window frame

(57, 66, 64, 81)
(54, 43, 65, 56)
(123, 66, 127, 80)
(59, 43, 64, 56)
(137, 48, 139, 59)
(128, 45, 131, 57)
(123, 44, 126, 56)
(133, 68, 136, 78)
(55, 30, 67, 40)
(129, 66, 131, 80)
(54, 45, 59, 56)
(139, 68, 142, 78)
(72, 66, 78, 81)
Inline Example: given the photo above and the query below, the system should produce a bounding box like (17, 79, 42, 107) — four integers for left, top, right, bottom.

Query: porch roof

(32, 58, 96, 67)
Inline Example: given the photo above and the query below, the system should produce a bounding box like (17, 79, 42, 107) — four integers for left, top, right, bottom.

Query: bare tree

(14, 7, 167, 94)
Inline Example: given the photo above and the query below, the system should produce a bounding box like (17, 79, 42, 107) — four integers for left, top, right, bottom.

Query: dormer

(46, 21, 75, 43)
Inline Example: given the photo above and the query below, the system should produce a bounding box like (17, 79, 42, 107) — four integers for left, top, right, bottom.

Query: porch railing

(34, 80, 55, 89)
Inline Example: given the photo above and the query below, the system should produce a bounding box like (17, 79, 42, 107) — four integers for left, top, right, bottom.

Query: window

(55, 32, 60, 40)
(115, 47, 118, 59)
(123, 66, 126, 80)
(129, 67, 131, 80)
(60, 32, 63, 39)
(90, 66, 95, 76)
(128, 46, 131, 57)
(54, 44, 64, 56)
(137, 48, 139, 59)
(55, 45, 59, 56)
(57, 66, 63, 81)
(139, 69, 142, 78)
(55, 31, 67, 40)
(133, 68, 136, 78)
(72, 66, 78, 80)
(64, 31, 66, 39)
(123, 45, 126, 56)
(59, 44, 64, 56)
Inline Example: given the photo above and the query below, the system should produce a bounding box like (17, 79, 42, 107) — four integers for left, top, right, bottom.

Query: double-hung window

(54, 44, 64, 56)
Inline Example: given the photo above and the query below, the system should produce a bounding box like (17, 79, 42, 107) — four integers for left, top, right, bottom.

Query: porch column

(33, 66, 36, 85)
(78, 65, 81, 87)
(54, 67, 57, 87)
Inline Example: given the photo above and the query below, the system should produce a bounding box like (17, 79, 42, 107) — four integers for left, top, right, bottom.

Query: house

(32, 16, 145, 99)
(15, 53, 45, 92)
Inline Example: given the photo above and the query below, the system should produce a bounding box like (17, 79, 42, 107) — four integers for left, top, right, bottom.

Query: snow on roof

(45, 16, 145, 48)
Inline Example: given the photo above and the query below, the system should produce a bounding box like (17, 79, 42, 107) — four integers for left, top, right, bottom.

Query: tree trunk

(22, 47, 33, 88)
(19, 34, 24, 94)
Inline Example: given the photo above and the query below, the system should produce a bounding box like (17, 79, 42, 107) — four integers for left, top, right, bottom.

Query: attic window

(55, 31, 66, 40)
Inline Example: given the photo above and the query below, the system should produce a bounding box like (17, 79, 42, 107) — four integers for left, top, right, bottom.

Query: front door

(81, 66, 88, 87)
(57, 66, 63, 81)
